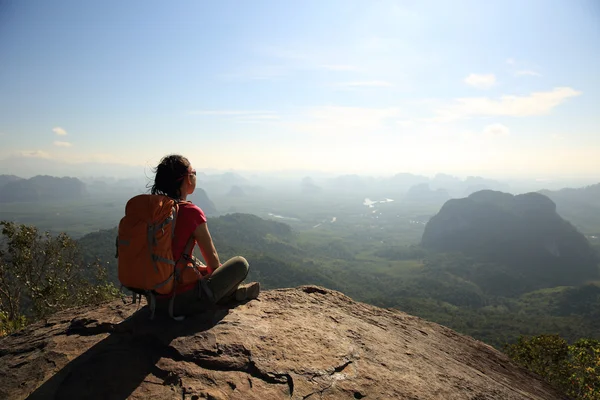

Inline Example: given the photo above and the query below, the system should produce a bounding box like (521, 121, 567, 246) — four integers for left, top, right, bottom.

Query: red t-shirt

(163, 202, 208, 296)
(172, 202, 207, 261)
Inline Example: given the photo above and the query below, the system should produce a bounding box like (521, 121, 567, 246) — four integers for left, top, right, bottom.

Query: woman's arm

(193, 223, 220, 273)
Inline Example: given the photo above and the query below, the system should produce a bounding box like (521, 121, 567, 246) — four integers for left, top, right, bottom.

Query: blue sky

(0, 0, 599, 179)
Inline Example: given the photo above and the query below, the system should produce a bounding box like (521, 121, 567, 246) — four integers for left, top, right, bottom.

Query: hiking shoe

(235, 282, 260, 301)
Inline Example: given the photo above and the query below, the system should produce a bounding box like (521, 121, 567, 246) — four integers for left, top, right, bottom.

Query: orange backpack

(116, 194, 203, 318)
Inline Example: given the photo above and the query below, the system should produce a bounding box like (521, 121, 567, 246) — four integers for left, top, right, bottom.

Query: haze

(0, 0, 599, 182)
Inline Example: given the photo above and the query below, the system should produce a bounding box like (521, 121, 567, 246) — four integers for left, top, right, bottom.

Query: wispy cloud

(188, 110, 275, 116)
(464, 73, 496, 89)
(221, 44, 362, 81)
(52, 127, 67, 136)
(54, 141, 73, 147)
(289, 106, 401, 140)
(235, 115, 281, 123)
(515, 70, 541, 77)
(320, 64, 361, 72)
(336, 80, 393, 88)
(188, 109, 280, 124)
(434, 87, 581, 122)
(483, 123, 510, 137)
(20, 150, 51, 158)
(506, 58, 542, 77)
(219, 65, 288, 81)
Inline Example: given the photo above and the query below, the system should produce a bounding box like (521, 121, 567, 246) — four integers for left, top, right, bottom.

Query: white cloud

(483, 124, 510, 137)
(464, 73, 496, 89)
(20, 150, 51, 158)
(52, 127, 67, 136)
(54, 141, 73, 147)
(434, 87, 581, 122)
(336, 80, 393, 88)
(515, 70, 541, 77)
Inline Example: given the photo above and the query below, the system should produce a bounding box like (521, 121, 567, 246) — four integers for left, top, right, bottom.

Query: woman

(151, 154, 259, 316)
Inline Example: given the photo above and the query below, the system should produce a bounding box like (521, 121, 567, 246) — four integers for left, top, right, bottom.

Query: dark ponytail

(150, 154, 191, 199)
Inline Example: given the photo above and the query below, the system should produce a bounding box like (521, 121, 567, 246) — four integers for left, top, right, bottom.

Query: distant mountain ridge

(0, 175, 87, 203)
(540, 183, 600, 235)
(0, 175, 22, 188)
(404, 183, 450, 204)
(0, 174, 218, 215)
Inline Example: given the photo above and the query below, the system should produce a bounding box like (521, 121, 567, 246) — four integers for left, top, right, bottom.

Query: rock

(0, 286, 565, 399)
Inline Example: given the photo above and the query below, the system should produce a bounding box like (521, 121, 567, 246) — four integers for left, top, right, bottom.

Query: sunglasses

(177, 169, 196, 181)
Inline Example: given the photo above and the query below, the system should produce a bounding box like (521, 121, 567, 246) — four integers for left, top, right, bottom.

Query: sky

(0, 0, 599, 180)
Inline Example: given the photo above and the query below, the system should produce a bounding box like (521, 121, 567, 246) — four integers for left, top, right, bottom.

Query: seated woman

(151, 154, 259, 316)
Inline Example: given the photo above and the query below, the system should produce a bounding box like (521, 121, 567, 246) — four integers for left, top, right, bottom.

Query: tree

(0, 221, 118, 335)
(505, 334, 600, 400)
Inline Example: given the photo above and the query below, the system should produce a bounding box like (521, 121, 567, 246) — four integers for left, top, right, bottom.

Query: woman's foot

(235, 282, 260, 301)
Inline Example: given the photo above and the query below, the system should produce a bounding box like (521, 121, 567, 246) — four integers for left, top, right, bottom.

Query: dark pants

(156, 256, 249, 316)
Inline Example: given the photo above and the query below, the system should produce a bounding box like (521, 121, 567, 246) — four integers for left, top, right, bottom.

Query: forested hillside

(77, 206, 600, 349)
(422, 190, 599, 294)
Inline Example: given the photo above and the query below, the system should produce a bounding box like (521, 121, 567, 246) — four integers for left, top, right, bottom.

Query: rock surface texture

(0, 286, 566, 399)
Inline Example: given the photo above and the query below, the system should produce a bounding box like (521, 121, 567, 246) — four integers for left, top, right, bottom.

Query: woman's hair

(150, 154, 191, 199)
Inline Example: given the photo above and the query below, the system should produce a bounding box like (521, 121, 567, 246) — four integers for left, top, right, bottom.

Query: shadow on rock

(27, 305, 232, 400)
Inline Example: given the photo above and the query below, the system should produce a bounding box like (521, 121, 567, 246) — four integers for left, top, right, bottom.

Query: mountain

(325, 174, 375, 194)
(227, 185, 245, 197)
(0, 175, 23, 189)
(386, 172, 430, 191)
(430, 173, 461, 189)
(188, 187, 218, 215)
(0, 286, 565, 400)
(403, 183, 450, 204)
(421, 190, 599, 292)
(0, 175, 87, 203)
(215, 172, 247, 185)
(300, 177, 321, 194)
(540, 182, 600, 201)
(540, 183, 600, 234)
(428, 174, 511, 197)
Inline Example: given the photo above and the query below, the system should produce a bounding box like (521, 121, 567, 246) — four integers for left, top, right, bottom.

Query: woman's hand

(193, 223, 220, 273)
